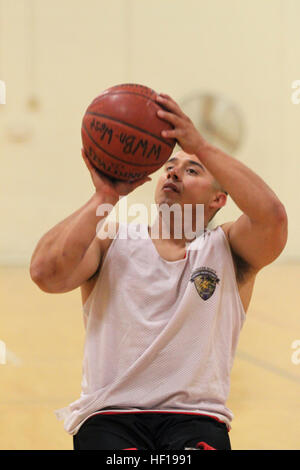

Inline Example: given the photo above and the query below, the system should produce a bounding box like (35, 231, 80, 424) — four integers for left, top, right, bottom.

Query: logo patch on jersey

(190, 267, 220, 301)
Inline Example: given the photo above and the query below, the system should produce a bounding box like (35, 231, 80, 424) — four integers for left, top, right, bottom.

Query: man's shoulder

(219, 221, 234, 238)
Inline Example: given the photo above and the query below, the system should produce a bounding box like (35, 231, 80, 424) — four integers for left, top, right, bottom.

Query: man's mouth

(162, 182, 180, 193)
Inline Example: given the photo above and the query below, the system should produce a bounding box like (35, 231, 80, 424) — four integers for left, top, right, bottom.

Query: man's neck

(148, 215, 206, 247)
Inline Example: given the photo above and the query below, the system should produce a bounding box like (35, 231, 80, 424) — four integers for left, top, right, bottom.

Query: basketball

(81, 83, 176, 181)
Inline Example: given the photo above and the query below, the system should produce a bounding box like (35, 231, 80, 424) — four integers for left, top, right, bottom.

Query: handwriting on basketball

(90, 117, 162, 160)
(87, 145, 149, 180)
(90, 117, 113, 144)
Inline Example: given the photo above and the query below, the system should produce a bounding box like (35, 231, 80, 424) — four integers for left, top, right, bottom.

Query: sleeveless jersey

(56, 222, 246, 435)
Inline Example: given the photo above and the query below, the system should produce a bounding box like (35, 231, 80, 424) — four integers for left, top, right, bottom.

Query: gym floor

(1, 262, 299, 450)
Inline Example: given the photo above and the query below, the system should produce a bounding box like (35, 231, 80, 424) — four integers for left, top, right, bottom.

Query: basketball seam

(90, 90, 157, 106)
(86, 111, 174, 148)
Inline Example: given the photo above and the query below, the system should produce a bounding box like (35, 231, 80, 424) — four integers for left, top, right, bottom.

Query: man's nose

(167, 167, 180, 180)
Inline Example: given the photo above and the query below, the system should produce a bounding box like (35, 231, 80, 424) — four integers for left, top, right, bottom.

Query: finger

(135, 176, 152, 182)
(157, 92, 172, 100)
(156, 94, 185, 117)
(157, 108, 181, 127)
(133, 175, 152, 186)
(161, 129, 179, 139)
(81, 148, 93, 168)
(81, 149, 111, 183)
(81, 148, 95, 172)
(128, 176, 152, 191)
(141, 176, 152, 183)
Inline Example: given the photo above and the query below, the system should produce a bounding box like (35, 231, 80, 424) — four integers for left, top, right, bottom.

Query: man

(30, 93, 288, 450)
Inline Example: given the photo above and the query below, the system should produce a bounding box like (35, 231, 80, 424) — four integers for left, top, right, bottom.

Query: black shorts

(73, 412, 231, 450)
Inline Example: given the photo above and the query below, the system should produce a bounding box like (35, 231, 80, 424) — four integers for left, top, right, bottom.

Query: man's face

(155, 150, 218, 213)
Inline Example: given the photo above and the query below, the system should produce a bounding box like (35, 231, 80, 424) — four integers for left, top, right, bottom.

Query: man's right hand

(81, 149, 152, 202)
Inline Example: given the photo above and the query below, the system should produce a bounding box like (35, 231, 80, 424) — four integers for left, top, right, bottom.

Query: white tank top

(56, 222, 246, 435)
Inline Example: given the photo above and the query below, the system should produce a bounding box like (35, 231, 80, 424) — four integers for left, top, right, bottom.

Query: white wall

(0, 0, 299, 264)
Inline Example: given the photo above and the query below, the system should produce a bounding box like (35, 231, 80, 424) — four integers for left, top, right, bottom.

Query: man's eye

(166, 166, 198, 174)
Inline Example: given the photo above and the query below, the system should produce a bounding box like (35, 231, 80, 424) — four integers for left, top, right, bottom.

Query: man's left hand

(156, 93, 207, 155)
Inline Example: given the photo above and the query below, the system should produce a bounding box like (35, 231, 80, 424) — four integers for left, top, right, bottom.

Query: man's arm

(30, 149, 151, 293)
(193, 142, 288, 272)
(30, 192, 116, 293)
(155, 93, 288, 272)
(220, 211, 287, 274)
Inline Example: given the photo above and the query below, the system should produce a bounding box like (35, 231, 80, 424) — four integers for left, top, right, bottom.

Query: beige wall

(0, 0, 299, 264)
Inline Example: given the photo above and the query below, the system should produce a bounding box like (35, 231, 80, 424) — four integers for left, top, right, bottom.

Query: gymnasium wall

(0, 0, 299, 264)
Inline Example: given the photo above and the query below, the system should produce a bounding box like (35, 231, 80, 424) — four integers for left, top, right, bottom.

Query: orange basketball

(81, 83, 176, 181)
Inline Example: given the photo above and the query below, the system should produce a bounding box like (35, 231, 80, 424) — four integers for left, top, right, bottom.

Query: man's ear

(207, 192, 227, 224)
(211, 191, 227, 210)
